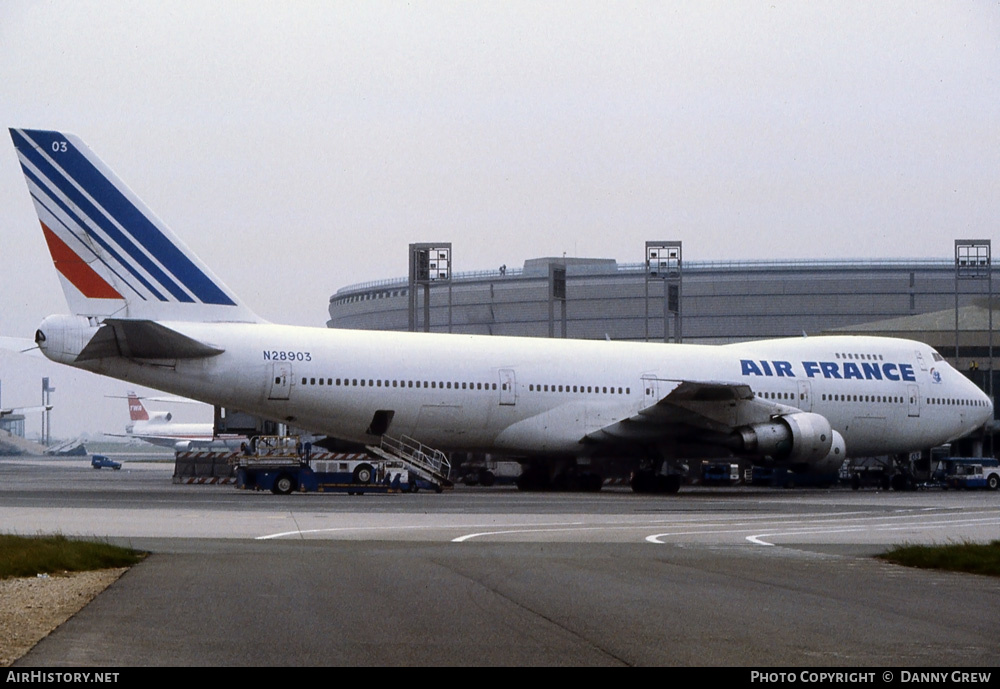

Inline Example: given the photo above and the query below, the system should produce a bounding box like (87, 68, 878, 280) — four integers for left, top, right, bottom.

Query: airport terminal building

(329, 257, 995, 356)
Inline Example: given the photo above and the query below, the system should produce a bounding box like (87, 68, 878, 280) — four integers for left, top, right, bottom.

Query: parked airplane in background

(9, 128, 994, 491)
(113, 392, 225, 450)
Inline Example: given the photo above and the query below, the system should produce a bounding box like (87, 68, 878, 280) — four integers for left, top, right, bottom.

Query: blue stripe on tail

(16, 129, 236, 306)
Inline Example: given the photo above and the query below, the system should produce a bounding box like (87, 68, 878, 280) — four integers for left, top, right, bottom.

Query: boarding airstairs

(366, 434, 453, 489)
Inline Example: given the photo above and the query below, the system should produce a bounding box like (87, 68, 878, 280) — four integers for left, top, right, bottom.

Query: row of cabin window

(834, 352, 884, 361)
(290, 376, 631, 396)
(928, 397, 989, 407)
(758, 391, 801, 401)
(528, 384, 630, 395)
(816, 394, 987, 407)
(821, 394, 904, 403)
(298, 377, 499, 390)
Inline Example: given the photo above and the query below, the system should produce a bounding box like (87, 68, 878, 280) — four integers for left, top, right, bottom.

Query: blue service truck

(234, 436, 412, 495)
(90, 455, 122, 470)
(941, 458, 1000, 491)
(700, 462, 741, 486)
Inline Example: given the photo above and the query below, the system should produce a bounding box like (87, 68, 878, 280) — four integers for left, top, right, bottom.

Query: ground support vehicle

(233, 436, 412, 495)
(700, 462, 740, 486)
(236, 455, 410, 495)
(460, 459, 523, 486)
(750, 465, 837, 488)
(847, 465, 891, 490)
(942, 458, 1000, 490)
(91, 455, 121, 470)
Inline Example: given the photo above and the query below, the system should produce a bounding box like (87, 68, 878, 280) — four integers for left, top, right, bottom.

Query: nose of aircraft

(966, 375, 994, 428)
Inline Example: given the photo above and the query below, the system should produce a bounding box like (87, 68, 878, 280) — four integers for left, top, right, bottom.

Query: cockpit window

(931, 351, 945, 362)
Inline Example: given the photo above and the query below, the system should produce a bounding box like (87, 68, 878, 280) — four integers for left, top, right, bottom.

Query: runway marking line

(254, 507, 1000, 544)
(256, 520, 589, 540)
(742, 515, 1000, 547)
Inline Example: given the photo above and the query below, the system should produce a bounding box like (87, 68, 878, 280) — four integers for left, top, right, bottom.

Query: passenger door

(268, 363, 292, 401)
(907, 383, 920, 418)
(498, 368, 517, 406)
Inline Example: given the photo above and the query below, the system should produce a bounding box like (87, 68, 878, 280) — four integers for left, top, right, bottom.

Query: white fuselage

(37, 315, 993, 460)
(126, 420, 216, 448)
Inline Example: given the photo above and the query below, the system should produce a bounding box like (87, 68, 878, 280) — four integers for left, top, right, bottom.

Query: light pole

(955, 239, 992, 457)
(548, 263, 567, 338)
(408, 243, 452, 333)
(645, 241, 682, 343)
(41, 377, 54, 445)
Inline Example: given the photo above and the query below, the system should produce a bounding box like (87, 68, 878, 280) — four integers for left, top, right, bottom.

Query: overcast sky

(1, 1, 998, 439)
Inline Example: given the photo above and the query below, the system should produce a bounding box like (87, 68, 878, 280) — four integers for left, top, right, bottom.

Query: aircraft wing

(583, 380, 790, 445)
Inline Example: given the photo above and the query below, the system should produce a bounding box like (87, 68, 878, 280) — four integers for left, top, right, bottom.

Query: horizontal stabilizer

(0, 405, 52, 418)
(77, 319, 224, 361)
(0, 336, 46, 357)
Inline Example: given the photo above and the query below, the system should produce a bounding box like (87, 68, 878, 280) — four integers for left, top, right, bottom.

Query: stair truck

(234, 436, 410, 495)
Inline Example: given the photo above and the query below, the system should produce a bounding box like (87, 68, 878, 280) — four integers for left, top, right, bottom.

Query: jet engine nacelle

(35, 314, 97, 365)
(812, 428, 846, 474)
(735, 412, 844, 467)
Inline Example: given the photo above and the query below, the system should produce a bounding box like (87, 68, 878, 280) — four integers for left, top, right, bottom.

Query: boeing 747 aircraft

(9, 128, 993, 491)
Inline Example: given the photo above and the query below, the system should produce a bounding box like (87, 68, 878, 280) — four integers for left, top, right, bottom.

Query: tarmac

(3, 456, 999, 666)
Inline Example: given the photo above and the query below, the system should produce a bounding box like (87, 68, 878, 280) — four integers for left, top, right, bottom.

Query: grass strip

(0, 534, 145, 579)
(878, 540, 1000, 577)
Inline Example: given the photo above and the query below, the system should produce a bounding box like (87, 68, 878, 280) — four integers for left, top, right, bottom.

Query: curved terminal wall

(327, 258, 968, 344)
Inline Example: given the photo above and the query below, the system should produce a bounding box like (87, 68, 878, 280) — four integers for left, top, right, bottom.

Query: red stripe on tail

(41, 222, 123, 300)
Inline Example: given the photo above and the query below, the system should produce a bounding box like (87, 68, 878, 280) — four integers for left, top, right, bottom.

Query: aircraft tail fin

(9, 128, 262, 324)
(127, 392, 149, 422)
